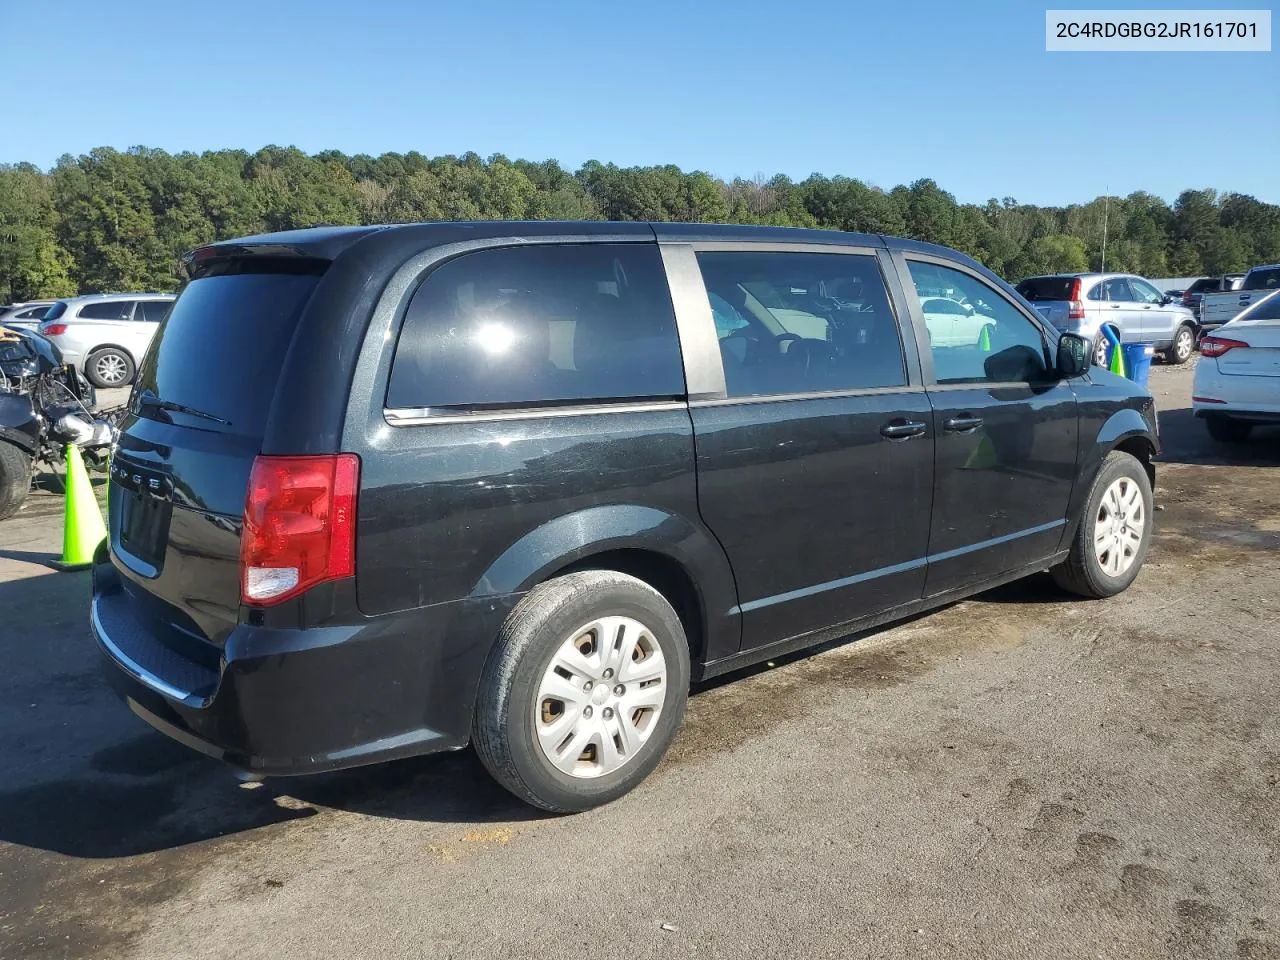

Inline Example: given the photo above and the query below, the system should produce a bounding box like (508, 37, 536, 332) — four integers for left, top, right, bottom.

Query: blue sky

(1, 0, 1275, 206)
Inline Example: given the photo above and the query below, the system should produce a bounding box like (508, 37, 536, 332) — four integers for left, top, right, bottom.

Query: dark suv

(93, 222, 1158, 811)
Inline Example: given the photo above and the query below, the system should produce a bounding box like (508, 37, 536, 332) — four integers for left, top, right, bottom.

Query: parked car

(1198, 265, 1280, 333)
(0, 301, 56, 331)
(918, 296, 993, 347)
(1192, 289, 1280, 441)
(1015, 273, 1198, 366)
(39, 293, 175, 388)
(94, 222, 1158, 812)
(1180, 274, 1244, 320)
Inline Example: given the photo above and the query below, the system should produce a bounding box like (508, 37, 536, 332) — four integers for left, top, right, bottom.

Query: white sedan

(920, 297, 990, 347)
(1192, 289, 1280, 441)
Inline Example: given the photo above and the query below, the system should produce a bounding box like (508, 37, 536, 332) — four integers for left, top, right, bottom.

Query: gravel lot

(2, 362, 1278, 960)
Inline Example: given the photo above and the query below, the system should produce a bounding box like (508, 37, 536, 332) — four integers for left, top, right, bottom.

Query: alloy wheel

(95, 354, 129, 385)
(1175, 328, 1194, 362)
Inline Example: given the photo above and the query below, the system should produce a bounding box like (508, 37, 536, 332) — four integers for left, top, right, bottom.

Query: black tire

(0, 442, 33, 520)
(84, 347, 135, 388)
(473, 570, 691, 813)
(1052, 451, 1152, 599)
(1205, 416, 1253, 443)
(1165, 324, 1195, 364)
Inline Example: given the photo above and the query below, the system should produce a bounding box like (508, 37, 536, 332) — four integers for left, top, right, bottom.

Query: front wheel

(1165, 324, 1195, 364)
(473, 570, 691, 812)
(1052, 451, 1152, 598)
(0, 441, 33, 520)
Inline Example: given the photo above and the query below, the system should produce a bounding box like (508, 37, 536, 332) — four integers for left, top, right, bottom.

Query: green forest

(2, 145, 1279, 302)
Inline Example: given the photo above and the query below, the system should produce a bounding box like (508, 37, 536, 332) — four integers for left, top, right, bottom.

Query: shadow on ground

(1155, 407, 1280, 467)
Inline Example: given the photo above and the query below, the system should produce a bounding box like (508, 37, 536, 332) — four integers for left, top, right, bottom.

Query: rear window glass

(388, 244, 684, 410)
(1244, 292, 1280, 321)
(135, 263, 322, 435)
(1245, 268, 1280, 291)
(79, 301, 131, 320)
(1015, 277, 1076, 301)
(43, 302, 67, 321)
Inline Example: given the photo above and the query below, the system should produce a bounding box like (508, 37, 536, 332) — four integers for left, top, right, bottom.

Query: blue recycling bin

(1120, 343, 1154, 387)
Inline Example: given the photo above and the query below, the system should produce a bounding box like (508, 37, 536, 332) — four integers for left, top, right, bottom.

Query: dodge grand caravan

(93, 222, 1159, 812)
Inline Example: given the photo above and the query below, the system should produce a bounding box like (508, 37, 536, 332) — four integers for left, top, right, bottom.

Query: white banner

(1046, 10, 1271, 50)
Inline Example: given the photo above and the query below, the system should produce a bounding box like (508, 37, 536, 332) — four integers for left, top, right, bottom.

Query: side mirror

(1057, 333, 1091, 378)
(1161, 294, 1174, 305)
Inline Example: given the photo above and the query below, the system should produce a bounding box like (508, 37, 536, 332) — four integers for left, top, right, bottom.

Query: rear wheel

(473, 570, 690, 812)
(1205, 416, 1253, 443)
(1053, 451, 1152, 599)
(0, 442, 33, 520)
(1165, 324, 1195, 364)
(85, 347, 134, 388)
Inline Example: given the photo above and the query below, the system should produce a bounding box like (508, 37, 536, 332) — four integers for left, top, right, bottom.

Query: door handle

(1110, 304, 1121, 308)
(880, 420, 927, 440)
(944, 415, 984, 433)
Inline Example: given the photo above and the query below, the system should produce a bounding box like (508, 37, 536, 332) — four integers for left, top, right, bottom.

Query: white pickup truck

(1199, 264, 1280, 332)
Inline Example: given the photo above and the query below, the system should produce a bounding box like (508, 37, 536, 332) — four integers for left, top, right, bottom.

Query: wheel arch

(469, 504, 740, 668)
(1063, 408, 1158, 545)
(85, 342, 138, 363)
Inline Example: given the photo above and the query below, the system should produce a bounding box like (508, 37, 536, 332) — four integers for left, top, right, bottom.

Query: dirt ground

(1, 363, 1277, 960)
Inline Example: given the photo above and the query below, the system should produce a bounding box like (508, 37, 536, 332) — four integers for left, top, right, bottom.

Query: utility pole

(1100, 189, 1110, 273)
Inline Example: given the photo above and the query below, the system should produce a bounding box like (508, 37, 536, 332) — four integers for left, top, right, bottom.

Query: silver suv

(1015, 273, 1198, 366)
(39, 293, 175, 387)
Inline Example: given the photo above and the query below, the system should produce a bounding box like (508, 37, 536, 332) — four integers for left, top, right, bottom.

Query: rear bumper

(1192, 363, 1280, 420)
(92, 558, 520, 776)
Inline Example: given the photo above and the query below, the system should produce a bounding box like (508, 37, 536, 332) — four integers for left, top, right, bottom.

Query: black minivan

(93, 222, 1158, 811)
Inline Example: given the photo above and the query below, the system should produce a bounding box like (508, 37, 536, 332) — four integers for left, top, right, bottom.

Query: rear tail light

(42, 323, 67, 335)
(1199, 336, 1249, 358)
(240, 454, 360, 605)
(1067, 278, 1085, 320)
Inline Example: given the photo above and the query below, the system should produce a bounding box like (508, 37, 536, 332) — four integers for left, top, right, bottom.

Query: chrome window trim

(683, 240, 882, 256)
(689, 384, 926, 408)
(383, 399, 688, 427)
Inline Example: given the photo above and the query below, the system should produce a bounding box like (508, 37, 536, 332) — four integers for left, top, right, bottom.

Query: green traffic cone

(50, 444, 107, 571)
(978, 324, 993, 352)
(1108, 341, 1126, 377)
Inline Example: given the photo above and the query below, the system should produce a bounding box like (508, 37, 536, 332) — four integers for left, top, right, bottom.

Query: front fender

(0, 392, 40, 454)
(1095, 404, 1160, 459)
(470, 503, 740, 662)
(1063, 403, 1158, 545)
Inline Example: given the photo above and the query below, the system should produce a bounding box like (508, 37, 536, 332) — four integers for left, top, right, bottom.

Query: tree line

(2, 145, 1278, 302)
